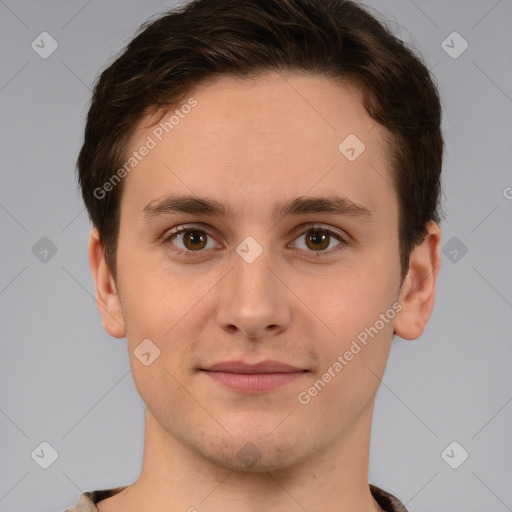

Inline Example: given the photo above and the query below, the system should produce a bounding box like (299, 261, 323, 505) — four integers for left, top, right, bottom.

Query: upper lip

(202, 360, 305, 373)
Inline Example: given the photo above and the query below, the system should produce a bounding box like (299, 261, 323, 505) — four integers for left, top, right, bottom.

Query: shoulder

(63, 486, 128, 512)
(370, 484, 409, 512)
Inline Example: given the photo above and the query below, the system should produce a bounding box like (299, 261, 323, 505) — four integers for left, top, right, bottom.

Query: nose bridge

(216, 235, 290, 338)
(235, 241, 274, 294)
(231, 238, 279, 307)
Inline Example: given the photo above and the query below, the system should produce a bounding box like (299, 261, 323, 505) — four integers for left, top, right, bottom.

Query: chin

(200, 433, 310, 473)
(209, 449, 302, 473)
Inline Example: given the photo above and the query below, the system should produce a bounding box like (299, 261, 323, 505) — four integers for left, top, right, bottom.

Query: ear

(88, 227, 126, 338)
(394, 221, 442, 340)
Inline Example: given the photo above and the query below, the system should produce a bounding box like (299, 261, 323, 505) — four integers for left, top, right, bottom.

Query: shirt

(63, 483, 409, 511)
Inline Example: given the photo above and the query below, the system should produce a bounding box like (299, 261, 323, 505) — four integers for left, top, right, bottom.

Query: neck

(104, 402, 382, 512)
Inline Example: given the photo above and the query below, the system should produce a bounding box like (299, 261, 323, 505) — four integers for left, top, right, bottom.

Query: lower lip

(202, 371, 305, 393)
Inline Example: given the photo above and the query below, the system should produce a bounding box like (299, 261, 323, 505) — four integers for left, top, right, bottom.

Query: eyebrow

(142, 193, 372, 223)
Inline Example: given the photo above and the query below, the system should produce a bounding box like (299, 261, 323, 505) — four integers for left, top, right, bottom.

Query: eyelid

(289, 222, 349, 244)
(161, 223, 223, 258)
(161, 222, 349, 257)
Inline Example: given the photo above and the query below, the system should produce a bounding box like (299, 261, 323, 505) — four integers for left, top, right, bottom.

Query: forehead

(119, 72, 396, 223)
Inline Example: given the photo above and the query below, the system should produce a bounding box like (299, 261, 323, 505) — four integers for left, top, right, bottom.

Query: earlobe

(88, 228, 126, 339)
(393, 221, 442, 340)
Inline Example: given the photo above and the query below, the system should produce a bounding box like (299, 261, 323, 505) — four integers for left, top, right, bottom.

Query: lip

(201, 360, 307, 393)
(203, 360, 304, 373)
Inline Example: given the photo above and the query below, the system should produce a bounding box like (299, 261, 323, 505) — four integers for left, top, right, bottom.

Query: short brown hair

(77, 0, 443, 282)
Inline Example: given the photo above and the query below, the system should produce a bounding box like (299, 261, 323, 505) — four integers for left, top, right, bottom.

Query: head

(82, 0, 443, 472)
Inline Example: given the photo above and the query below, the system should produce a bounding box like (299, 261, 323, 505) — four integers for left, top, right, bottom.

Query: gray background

(1, 0, 511, 510)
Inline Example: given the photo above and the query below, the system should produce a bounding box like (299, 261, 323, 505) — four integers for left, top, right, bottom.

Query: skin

(89, 72, 441, 512)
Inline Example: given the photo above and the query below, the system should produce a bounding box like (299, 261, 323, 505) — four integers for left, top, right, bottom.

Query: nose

(216, 248, 291, 341)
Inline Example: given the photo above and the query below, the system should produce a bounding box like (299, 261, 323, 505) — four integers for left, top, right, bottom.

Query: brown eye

(290, 225, 346, 255)
(304, 230, 331, 251)
(182, 230, 208, 250)
(164, 226, 218, 257)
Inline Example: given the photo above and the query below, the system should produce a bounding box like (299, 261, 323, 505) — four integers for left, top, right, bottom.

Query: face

(99, 72, 406, 471)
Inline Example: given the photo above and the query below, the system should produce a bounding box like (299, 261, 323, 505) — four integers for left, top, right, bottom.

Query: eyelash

(161, 223, 349, 259)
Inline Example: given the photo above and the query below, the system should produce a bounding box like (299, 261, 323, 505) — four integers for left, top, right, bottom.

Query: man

(66, 0, 443, 510)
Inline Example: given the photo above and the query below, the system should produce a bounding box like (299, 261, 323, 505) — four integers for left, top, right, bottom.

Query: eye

(289, 224, 347, 255)
(162, 225, 220, 257)
(162, 223, 348, 259)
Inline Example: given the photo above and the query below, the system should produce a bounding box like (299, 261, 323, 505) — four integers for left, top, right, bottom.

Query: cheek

(116, 236, 203, 336)
(291, 260, 398, 340)
(295, 259, 399, 398)
(298, 317, 394, 423)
